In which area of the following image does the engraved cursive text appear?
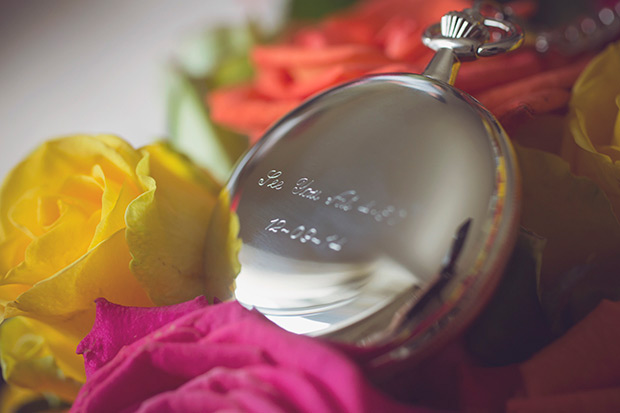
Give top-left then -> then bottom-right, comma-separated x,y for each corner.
258,169 -> 285,190
324,190 -> 359,212
256,167 -> 407,226
292,178 -> 322,201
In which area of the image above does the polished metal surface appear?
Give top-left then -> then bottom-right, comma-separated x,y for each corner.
422,6 -> 523,59
206,5 -> 523,369
421,5 -> 523,84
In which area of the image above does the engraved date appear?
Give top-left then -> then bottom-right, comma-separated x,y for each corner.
265,218 -> 347,251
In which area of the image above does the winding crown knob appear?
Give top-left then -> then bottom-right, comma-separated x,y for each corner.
441,10 -> 489,42
423,6 -> 523,60
421,4 -> 524,83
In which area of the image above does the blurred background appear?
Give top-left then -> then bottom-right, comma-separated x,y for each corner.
0,0 -> 284,180
1,0 -> 602,181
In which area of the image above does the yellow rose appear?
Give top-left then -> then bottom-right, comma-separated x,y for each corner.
562,40 -> 620,218
0,135 -> 227,400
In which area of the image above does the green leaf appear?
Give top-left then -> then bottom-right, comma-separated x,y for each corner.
289,0 -> 359,20
166,69 -> 248,184
166,24 -> 263,183
174,24 -> 259,82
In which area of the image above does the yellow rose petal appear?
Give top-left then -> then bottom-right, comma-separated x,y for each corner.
613,93 -> 620,147
0,384 -> 61,413
3,204 -> 96,287
562,41 -> 620,217
2,135 -> 138,216
89,178 -> 139,249
0,284 -> 29,315
516,144 -> 620,287
0,134 -> 233,400
0,317 -> 82,401
204,188 -> 241,301
126,142 -> 222,305
0,135 -> 140,273
0,230 -> 31,282
4,229 -> 153,339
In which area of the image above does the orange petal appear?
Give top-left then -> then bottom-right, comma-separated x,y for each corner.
519,300 -> 620,397
208,87 -> 299,140
476,56 -> 592,110
492,88 -> 572,134
456,50 -> 544,94
252,44 -> 391,68
507,387 -> 620,413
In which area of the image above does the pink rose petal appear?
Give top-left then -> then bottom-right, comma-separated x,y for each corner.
72,300 -> 427,413
77,296 -> 210,377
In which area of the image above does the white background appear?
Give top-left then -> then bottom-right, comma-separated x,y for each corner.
0,0 -> 283,180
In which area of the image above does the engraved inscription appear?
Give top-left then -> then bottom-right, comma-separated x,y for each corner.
264,217 -> 347,252
292,178 -> 322,201
326,191 -> 407,225
325,190 -> 359,212
258,169 -> 285,190
357,203 -> 408,224
265,218 -> 286,232
257,168 -> 408,226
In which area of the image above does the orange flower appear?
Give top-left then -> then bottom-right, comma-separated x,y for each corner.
208,0 -> 468,141
208,0 -> 590,143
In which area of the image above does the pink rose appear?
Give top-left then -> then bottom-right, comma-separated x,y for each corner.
71,297 -> 425,413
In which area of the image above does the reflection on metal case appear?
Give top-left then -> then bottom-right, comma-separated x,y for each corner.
206,3 -> 524,371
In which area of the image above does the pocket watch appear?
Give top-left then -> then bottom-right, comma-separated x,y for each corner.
207,4 -> 524,370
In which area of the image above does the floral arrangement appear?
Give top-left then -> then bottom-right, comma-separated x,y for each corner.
1,0 -> 620,412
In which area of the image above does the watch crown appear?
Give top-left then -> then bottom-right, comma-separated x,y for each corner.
441,10 -> 489,41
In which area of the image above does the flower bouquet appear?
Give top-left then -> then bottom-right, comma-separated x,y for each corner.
2,0 -> 620,412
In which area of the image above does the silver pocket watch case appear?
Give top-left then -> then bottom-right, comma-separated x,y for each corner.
207,4 -> 524,370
